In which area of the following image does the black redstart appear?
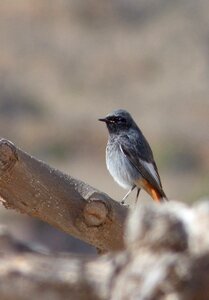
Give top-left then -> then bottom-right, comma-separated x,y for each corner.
99,109 -> 167,204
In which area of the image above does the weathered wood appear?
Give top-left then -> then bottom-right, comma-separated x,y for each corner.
0,201 -> 209,300
0,139 -> 127,252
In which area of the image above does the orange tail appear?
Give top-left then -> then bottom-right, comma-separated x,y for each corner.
148,186 -> 163,202
136,179 -> 167,203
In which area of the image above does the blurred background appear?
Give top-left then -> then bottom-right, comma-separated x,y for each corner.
0,0 -> 208,254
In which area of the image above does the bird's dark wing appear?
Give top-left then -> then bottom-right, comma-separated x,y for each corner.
119,134 -> 165,197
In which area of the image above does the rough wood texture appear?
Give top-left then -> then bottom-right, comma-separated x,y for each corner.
0,200 -> 209,300
0,138 -> 127,252
1,138 -> 209,300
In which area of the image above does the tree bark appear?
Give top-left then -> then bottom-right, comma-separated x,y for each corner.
0,200 -> 209,300
0,252 -> 113,300
1,138 -> 209,300
0,138 -> 127,252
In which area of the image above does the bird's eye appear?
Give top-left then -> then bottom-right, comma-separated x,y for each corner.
117,117 -> 125,123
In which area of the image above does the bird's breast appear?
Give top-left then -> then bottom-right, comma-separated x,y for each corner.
106,140 -> 138,189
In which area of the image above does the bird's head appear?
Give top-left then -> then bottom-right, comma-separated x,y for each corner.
99,109 -> 135,134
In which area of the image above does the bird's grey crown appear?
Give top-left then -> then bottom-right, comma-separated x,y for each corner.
107,109 -> 133,119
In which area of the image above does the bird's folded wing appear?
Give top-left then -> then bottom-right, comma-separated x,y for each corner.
120,143 -> 163,194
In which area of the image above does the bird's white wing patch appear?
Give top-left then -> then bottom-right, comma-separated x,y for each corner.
139,160 -> 161,186
119,143 -> 161,188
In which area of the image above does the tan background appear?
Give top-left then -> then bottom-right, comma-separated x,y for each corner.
0,0 -> 208,253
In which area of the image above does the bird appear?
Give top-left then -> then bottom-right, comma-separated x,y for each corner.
99,109 -> 167,204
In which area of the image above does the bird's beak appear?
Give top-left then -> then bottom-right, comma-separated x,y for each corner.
98,118 -> 107,122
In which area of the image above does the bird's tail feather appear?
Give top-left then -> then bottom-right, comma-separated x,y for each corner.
137,179 -> 168,203
148,186 -> 167,203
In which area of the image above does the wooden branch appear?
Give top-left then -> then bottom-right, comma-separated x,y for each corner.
0,139 -> 127,252
1,200 -> 209,300
0,252 -> 114,300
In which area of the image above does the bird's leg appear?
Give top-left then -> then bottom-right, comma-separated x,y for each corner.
135,188 -> 141,205
121,185 -> 136,205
